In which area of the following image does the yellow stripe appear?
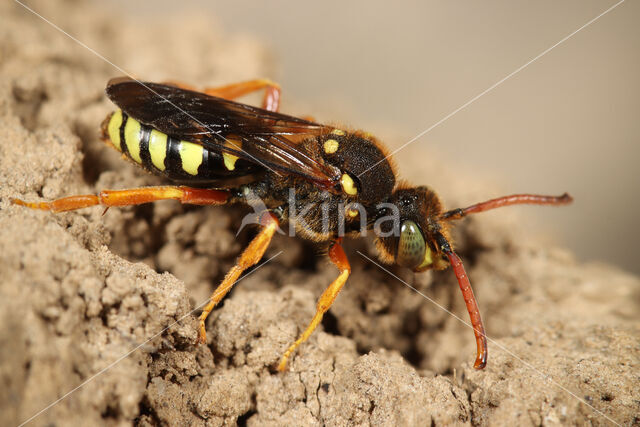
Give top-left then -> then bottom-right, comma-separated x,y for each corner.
418,246 -> 434,270
148,129 -> 167,171
223,152 -> 239,170
124,118 -> 142,163
107,110 -> 123,151
222,137 -> 242,171
179,140 -> 203,175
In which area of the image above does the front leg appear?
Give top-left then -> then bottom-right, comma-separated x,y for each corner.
277,240 -> 351,371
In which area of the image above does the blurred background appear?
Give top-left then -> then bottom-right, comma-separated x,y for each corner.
108,1 -> 639,273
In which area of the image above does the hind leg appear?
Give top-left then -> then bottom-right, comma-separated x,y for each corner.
12,186 -> 229,212
163,79 -> 281,112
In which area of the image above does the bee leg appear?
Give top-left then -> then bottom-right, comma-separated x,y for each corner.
203,79 -> 281,112
277,240 -> 351,371
198,212 -> 279,343
11,186 -> 229,212
163,79 -> 281,112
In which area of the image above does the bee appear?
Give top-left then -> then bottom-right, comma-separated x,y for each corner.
12,77 -> 573,370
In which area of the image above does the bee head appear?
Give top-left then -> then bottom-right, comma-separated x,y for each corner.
374,186 -> 453,272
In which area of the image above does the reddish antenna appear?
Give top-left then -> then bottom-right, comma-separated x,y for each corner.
444,249 -> 487,369
436,192 -> 573,369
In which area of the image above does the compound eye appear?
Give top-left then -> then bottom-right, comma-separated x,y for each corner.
397,220 -> 426,269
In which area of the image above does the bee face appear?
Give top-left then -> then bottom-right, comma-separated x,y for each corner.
375,187 -> 450,271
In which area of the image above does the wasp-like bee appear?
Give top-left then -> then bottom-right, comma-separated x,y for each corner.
13,77 -> 572,370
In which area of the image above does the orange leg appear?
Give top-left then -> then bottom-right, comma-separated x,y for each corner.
164,78 -> 281,112
277,240 -> 351,371
204,79 -> 281,112
197,212 -> 279,343
11,186 -> 229,213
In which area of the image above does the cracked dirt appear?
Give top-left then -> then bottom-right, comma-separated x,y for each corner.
1,2 -> 638,426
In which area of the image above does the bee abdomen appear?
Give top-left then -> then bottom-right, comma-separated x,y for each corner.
102,109 -> 255,182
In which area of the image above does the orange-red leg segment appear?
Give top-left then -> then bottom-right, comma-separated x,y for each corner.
204,79 -> 281,112
164,78 -> 281,112
277,240 -> 351,371
11,186 -> 229,213
197,212 -> 279,344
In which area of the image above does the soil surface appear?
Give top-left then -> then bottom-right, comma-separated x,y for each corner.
1,2 -> 638,426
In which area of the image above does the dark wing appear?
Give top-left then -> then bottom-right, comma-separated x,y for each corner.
105,77 -> 341,187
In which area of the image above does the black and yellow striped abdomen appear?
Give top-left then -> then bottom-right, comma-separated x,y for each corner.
102,110 -> 256,184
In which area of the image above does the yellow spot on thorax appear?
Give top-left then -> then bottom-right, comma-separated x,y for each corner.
107,110 -> 123,151
340,173 -> 358,195
179,140 -> 203,175
346,208 -> 359,218
148,129 -> 167,171
331,129 -> 345,136
124,117 -> 142,163
324,139 -> 339,154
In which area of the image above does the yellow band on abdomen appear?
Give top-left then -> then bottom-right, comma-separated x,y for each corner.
148,129 -> 167,171
223,152 -> 239,170
179,140 -> 203,175
124,117 -> 142,163
107,110 -> 123,151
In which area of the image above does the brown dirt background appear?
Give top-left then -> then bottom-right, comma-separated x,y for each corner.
1,1 -> 638,426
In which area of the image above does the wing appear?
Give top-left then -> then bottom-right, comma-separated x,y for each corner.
105,77 -> 341,187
